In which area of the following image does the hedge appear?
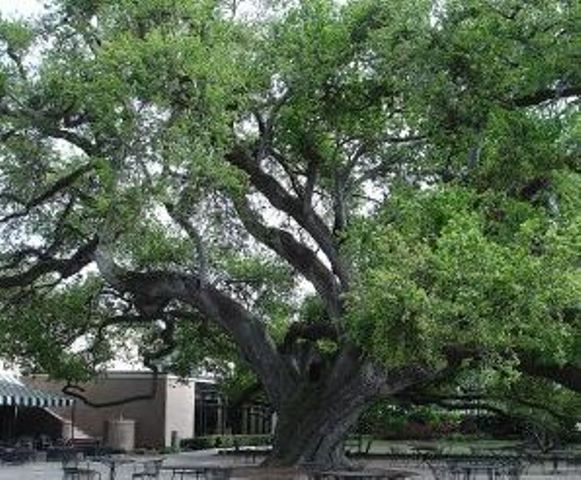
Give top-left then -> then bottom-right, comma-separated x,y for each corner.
181,434 -> 272,451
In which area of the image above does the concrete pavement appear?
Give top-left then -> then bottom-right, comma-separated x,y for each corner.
0,449 -> 578,479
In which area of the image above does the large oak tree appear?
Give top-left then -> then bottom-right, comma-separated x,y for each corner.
0,0 -> 579,467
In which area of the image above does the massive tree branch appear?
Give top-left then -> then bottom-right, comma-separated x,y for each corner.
379,363 -> 445,396
233,196 -> 342,320
280,322 -> 338,354
225,146 -> 349,289
91,252 -> 296,407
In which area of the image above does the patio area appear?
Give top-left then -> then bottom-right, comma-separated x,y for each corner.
0,448 -> 579,479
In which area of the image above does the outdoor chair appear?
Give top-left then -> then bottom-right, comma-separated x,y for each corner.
36,433 -> 53,450
16,436 -> 34,449
132,459 -> 163,479
205,467 -> 232,480
62,455 -> 102,480
2,446 -> 35,464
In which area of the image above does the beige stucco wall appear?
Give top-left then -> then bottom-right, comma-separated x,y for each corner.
164,377 -> 195,446
26,373 -> 169,448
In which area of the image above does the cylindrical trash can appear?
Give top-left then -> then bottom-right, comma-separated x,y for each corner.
171,430 -> 179,449
104,417 -> 135,452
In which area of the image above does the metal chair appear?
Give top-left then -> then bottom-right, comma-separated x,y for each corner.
205,468 -> 232,480
132,459 -> 163,479
3,447 -> 34,465
62,455 -> 102,480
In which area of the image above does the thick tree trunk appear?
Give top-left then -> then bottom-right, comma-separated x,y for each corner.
262,351 -> 439,469
264,378 -> 375,469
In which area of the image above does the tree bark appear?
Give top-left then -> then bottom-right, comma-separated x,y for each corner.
264,356 -> 442,469
265,380 -> 373,469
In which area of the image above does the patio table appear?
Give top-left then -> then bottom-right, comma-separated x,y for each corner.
94,455 -> 134,480
223,445 -> 271,463
162,465 -> 206,479
428,455 -> 523,480
162,464 -> 232,479
308,469 -> 417,480
1,447 -> 35,464
543,449 -> 581,473
62,456 -> 102,480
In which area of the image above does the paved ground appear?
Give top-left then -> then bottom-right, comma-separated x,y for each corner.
0,449 -> 578,479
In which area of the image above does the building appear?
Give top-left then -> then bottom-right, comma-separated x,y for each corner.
194,381 -> 273,438
0,371 -> 75,444
25,371 -> 272,449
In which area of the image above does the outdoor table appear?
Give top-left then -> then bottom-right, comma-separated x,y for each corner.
63,465 -> 103,480
162,464 -> 232,479
544,449 -> 580,473
62,456 -> 102,480
309,469 -> 417,480
162,465 -> 206,479
237,447 -> 260,464
217,445 -> 272,463
1,447 -> 35,464
428,455 -> 523,480
95,455 -> 135,480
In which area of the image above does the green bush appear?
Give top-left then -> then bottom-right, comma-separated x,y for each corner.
357,401 -> 463,440
159,445 -> 181,454
181,434 -> 272,451
180,437 -> 214,450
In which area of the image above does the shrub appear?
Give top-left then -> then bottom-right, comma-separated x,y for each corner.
159,445 -> 181,454
181,434 -> 272,451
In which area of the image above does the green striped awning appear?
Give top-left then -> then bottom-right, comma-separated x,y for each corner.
0,373 -> 74,407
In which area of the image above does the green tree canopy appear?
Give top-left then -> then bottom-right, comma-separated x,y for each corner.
0,0 -> 579,467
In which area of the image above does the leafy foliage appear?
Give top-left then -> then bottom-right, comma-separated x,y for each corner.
0,0 -> 578,443
346,179 -> 580,367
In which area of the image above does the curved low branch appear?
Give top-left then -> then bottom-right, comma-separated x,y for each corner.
63,319 -> 178,408
0,104 -> 97,156
91,250 -> 296,408
0,237 -> 98,288
63,381 -> 159,408
511,85 -> 581,108
444,345 -> 581,393
517,352 -> 581,393
0,163 -> 94,224
395,391 -> 575,424
379,364 -> 444,396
